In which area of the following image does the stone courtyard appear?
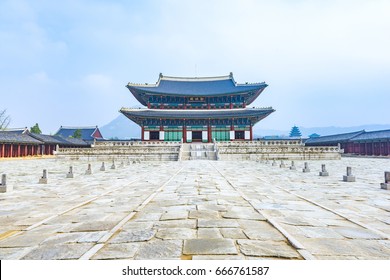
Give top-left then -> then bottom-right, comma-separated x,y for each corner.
0,157 -> 389,260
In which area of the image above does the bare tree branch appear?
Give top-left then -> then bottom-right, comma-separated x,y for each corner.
0,109 -> 11,130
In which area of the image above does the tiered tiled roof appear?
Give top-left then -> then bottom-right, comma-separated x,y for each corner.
127,73 -> 268,106
120,107 -> 275,126
350,129 -> 390,141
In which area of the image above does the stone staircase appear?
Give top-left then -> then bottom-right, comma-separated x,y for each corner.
180,143 -> 218,160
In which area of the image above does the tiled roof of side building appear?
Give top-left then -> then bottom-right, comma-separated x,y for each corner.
52,135 -> 90,146
305,130 -> 365,145
55,126 -> 103,141
28,133 -> 67,145
351,129 -> 390,141
0,131 -> 43,144
127,74 -> 268,106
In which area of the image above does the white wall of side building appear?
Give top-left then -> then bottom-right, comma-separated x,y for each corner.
159,131 -> 164,141
230,131 -> 235,140
245,131 -> 250,140
144,131 -> 150,141
186,131 -> 192,142
202,131 -> 208,142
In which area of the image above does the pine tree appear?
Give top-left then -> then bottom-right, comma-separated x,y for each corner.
289,125 -> 302,137
73,129 -> 82,139
30,123 -> 42,134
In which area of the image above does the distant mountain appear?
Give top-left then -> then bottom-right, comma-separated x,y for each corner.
100,114 -> 140,140
101,115 -> 390,140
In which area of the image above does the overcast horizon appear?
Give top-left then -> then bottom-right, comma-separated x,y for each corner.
1,0 -> 389,134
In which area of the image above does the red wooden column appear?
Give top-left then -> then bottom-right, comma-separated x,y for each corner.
1,143 -> 4,157
141,126 -> 144,141
183,119 -> 186,143
24,145 -> 27,157
230,95 -> 233,109
10,144 -> 13,158
231,118 -> 234,141
17,144 -> 21,157
208,119 -> 212,143
250,125 -> 253,141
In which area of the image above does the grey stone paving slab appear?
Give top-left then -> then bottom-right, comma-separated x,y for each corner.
220,228 -> 247,239
92,243 -> 140,260
133,212 -> 162,221
192,255 -> 245,260
198,219 -> 240,228
238,240 -> 301,259
295,226 -> 345,239
160,211 -> 188,221
189,210 -> 220,219
197,228 -> 222,239
0,247 -> 36,260
21,243 -> 93,260
197,204 -> 227,211
109,229 -> 156,243
155,220 -> 196,229
222,207 -> 266,220
156,228 -> 196,240
70,221 -> 119,232
78,231 -> 107,243
135,240 -> 183,260
332,226 -> 384,239
41,232 -> 88,245
183,239 -> 237,255
0,233 -> 52,248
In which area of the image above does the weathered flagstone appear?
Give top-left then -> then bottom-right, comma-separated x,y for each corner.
332,226 -> 383,239
21,243 -> 93,260
198,219 -> 240,228
188,210 -> 220,219
135,240 -> 183,260
220,228 -> 247,239
92,243 -> 140,260
197,228 -> 222,239
238,240 -> 301,259
156,228 -> 196,240
160,211 -> 188,221
222,207 -> 266,220
108,229 -> 156,243
183,239 -> 237,255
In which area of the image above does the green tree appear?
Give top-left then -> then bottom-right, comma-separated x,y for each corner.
30,123 -> 42,134
0,109 -> 11,130
73,129 -> 82,139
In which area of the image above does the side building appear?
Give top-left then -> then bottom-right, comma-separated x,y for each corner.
121,73 -> 275,143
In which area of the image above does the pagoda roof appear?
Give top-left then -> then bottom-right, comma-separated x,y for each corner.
120,107 -> 275,126
127,73 -> 267,106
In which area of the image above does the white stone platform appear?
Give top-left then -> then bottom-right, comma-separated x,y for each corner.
0,157 -> 389,260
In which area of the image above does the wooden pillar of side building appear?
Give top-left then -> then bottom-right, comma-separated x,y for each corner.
141,126 -> 144,141
10,144 -> 13,158
250,125 -> 253,141
1,144 -> 4,157
17,144 -> 21,157
208,121 -> 212,143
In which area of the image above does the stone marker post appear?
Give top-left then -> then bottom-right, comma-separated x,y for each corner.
319,164 -> 329,176
303,162 -> 310,173
280,160 -> 286,168
272,159 -> 277,166
111,160 -> 116,169
290,161 -> 296,170
380,171 -> 390,190
39,169 -> 48,184
66,166 -> 74,178
343,166 -> 356,182
85,163 -> 92,175
100,162 -> 105,171
0,174 -> 12,193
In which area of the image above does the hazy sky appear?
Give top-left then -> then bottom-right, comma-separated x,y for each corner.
1,0 -> 389,134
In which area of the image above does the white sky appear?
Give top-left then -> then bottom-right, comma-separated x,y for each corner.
1,0 -> 389,134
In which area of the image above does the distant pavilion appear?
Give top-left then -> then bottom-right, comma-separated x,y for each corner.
121,73 -> 275,143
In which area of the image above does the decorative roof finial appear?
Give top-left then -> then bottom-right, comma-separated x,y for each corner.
159,73 -> 163,78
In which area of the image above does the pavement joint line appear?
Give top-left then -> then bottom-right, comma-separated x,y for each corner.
81,167 -> 184,259
79,244 -> 105,260
275,185 -> 390,240
209,162 -> 313,260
